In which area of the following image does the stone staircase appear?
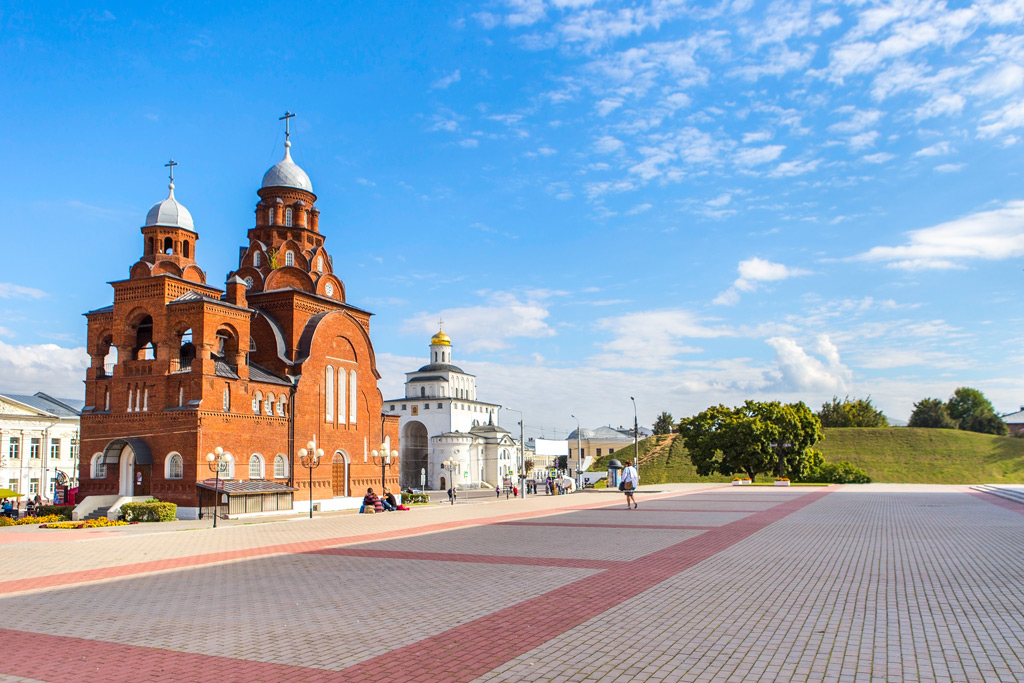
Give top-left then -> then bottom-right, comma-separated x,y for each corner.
971,484 -> 1024,505
82,506 -> 112,521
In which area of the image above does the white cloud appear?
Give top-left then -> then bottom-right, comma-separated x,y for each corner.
626,202 -> 653,215
0,341 -> 89,397
403,291 -> 558,352
828,107 -> 884,134
431,70 -> 462,89
914,141 -> 953,156
734,145 -> 785,166
0,283 -> 46,299
862,152 -> 894,163
769,158 -> 821,177
742,131 -> 774,144
934,162 -> 963,172
590,309 -> 733,370
460,138 -> 480,148
978,98 -> 1024,138
765,334 -> 850,393
595,98 -> 623,116
853,200 -> 1024,270
594,135 -> 624,153
715,257 -> 810,305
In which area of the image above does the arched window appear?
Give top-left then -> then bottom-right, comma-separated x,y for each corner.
148,237 -> 155,254
183,240 -> 190,258
249,454 -> 265,479
317,256 -> 323,272
338,368 -> 347,424
142,387 -> 149,411
127,386 -> 133,412
222,386 -> 230,412
276,395 -> 285,416
274,454 -> 287,478
285,251 -> 295,267
421,386 -> 425,397
268,208 -> 274,225
91,453 -> 107,479
253,391 -> 262,414
178,386 -> 183,407
285,208 -> 293,226
166,453 -> 183,479
104,388 -> 110,411
325,366 -> 335,421
163,237 -> 174,254
349,369 -> 358,423
253,251 -> 261,268
265,392 -> 274,415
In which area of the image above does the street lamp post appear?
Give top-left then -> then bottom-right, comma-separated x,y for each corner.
371,444 -> 398,492
298,438 -> 324,519
504,408 -> 525,497
630,397 -> 639,469
204,447 -> 233,528
442,457 -> 458,504
571,414 -> 582,492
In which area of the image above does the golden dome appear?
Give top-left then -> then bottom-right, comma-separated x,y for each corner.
430,329 -> 451,346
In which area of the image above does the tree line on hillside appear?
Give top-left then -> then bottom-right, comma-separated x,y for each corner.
907,387 -> 1007,435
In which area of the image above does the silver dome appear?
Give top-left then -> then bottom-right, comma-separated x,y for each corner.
261,141 -> 312,192
145,183 -> 195,231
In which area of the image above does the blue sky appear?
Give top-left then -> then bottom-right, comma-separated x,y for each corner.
2,0 -> 1024,438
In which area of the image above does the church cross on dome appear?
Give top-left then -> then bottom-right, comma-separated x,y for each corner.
279,111 -> 295,141
164,159 -> 177,183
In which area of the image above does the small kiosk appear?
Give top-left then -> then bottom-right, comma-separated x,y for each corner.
607,459 -> 624,489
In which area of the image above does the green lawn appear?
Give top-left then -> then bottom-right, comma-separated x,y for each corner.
587,428 -> 1024,485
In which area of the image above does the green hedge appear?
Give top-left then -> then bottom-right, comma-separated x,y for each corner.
119,501 -> 177,522
35,505 -> 73,520
401,493 -> 430,505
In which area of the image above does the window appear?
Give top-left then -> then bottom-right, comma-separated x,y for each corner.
338,367 -> 347,424
597,448 -> 602,457
254,251 -> 261,268
421,387 -> 425,397
390,405 -> 395,411
29,479 -> 39,494
425,403 -> 430,409
166,453 -> 183,479
143,387 -> 149,412
163,236 -> 174,254
265,392 -> 274,415
105,389 -> 110,411
127,386 -> 133,412
244,276 -> 254,289
222,386 -> 230,412
285,251 -> 294,267
92,454 -> 107,479
8,437 -> 19,459
317,256 -> 323,272
325,366 -> 335,421
268,208 -> 274,225
30,438 -> 40,459
349,370 -> 358,422
70,439 -> 78,461
178,386 -> 184,407
253,391 -> 262,414
276,395 -> 285,416
249,454 -> 264,479
274,454 -> 287,478
438,403 -> 443,409
183,240 -> 190,258
401,404 -> 407,411
285,208 -> 293,226
50,439 -> 60,459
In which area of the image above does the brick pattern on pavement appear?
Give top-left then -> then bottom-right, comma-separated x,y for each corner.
0,484 -> 1022,683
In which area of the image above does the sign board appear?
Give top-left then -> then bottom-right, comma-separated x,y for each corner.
535,439 -> 569,456
548,469 -> 558,478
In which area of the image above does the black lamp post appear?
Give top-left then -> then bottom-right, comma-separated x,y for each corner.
204,447 -> 233,528
299,438 -> 324,519
630,396 -> 639,468
371,444 -> 397,492
443,458 -> 458,505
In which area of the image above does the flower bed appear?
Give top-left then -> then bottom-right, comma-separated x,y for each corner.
40,518 -> 131,529
0,514 -> 65,527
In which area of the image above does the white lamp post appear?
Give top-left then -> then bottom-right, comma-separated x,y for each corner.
204,447 -> 233,528
371,445 -> 398,492
298,438 -> 324,519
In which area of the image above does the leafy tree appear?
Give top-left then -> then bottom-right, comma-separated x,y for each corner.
908,398 -> 957,429
678,400 -> 823,482
946,387 -> 1007,435
653,411 -> 675,435
524,458 -> 535,474
818,396 -> 888,428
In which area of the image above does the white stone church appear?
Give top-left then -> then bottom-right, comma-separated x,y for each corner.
385,328 -> 519,490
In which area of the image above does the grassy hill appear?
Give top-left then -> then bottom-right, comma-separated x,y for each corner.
588,428 -> 1024,485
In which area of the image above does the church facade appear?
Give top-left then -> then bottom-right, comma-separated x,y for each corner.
76,128 -> 399,520
385,330 -> 518,490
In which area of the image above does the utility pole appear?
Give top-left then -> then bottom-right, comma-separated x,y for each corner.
631,397 -> 639,469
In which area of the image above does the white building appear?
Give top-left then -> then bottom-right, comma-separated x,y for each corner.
0,392 -> 83,502
386,329 -> 519,490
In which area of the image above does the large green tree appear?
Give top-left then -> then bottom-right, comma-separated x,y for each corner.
908,398 -> 957,429
653,411 -> 675,435
818,396 -> 889,428
678,400 -> 823,482
946,387 -> 1008,435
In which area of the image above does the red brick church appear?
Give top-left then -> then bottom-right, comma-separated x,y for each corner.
75,122 -> 399,520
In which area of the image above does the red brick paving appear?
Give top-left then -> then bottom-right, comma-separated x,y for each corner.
501,521 -> 716,530
968,489 -> 1024,515
309,547 -> 623,569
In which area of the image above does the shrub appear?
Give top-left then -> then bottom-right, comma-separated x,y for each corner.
400,493 -> 430,505
817,460 -> 871,484
119,501 -> 177,522
35,505 -> 73,520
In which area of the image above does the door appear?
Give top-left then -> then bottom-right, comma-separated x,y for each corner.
332,452 -> 349,496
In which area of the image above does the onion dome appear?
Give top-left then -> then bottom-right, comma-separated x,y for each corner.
262,141 -> 312,192
145,182 -> 195,232
431,329 -> 451,346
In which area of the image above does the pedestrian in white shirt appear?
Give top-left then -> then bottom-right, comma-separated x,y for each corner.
621,462 -> 639,509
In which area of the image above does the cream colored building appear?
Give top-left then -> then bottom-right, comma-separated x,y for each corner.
0,392 -> 83,502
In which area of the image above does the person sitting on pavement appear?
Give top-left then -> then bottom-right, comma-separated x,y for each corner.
380,486 -> 397,512
362,488 -> 384,514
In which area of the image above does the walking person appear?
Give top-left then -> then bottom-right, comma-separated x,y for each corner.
622,460 -> 639,509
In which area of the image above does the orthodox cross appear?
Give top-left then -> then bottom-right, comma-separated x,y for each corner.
280,111 -> 295,141
164,159 -> 177,183
438,317 -> 445,330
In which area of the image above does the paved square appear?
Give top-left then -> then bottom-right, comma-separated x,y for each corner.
1,484 -> 1022,682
